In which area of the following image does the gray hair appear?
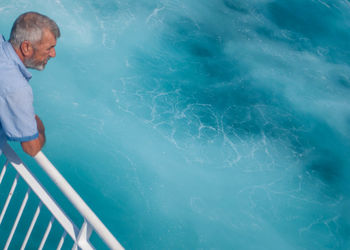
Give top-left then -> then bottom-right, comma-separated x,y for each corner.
9,12 -> 60,48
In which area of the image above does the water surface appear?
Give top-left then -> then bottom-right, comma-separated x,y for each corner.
1,0 -> 350,249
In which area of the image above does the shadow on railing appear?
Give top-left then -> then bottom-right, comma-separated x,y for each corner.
0,142 -> 124,250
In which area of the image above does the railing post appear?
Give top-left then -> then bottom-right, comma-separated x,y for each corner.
73,220 -> 94,250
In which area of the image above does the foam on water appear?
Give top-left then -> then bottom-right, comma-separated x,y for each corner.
1,0 -> 350,249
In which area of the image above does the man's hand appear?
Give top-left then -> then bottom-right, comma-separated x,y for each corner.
21,115 -> 46,157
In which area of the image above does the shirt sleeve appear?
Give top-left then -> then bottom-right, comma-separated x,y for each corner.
0,85 -> 38,142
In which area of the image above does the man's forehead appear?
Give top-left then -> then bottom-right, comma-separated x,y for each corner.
39,29 -> 56,45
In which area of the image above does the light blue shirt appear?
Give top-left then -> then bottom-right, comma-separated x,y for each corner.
0,35 -> 38,155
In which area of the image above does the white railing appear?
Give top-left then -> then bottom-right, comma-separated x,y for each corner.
0,142 -> 124,250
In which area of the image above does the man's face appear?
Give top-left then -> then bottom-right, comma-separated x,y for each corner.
24,29 -> 57,71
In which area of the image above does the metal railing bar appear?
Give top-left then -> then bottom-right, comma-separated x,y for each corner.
73,220 -> 94,250
4,188 -> 31,250
2,143 -> 79,241
21,202 -> 42,250
34,151 -> 124,250
0,174 -> 19,224
0,160 -> 8,184
56,231 -> 66,250
38,216 -> 54,250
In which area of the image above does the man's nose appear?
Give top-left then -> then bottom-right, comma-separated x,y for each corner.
49,47 -> 56,58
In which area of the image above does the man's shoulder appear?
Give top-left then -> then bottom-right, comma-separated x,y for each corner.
0,57 -> 17,74
0,61 -> 31,97
0,39 -> 32,96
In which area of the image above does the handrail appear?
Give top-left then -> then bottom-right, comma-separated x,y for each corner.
1,143 -> 79,241
1,142 -> 124,249
34,151 -> 124,250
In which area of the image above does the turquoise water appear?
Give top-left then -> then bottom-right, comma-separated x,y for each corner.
1,0 -> 350,249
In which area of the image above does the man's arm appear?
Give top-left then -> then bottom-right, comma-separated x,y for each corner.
21,115 -> 46,156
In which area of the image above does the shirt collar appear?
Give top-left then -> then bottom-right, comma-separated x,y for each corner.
1,35 -> 32,81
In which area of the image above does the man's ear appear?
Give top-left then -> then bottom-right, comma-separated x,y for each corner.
20,41 -> 34,57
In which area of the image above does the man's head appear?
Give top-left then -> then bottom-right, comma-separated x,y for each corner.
9,12 -> 60,70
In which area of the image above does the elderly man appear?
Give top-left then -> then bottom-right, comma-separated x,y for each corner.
0,12 -> 60,156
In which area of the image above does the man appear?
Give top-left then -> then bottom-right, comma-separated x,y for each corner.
0,12 -> 60,156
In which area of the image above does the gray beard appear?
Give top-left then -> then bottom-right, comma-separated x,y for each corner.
23,57 -> 45,71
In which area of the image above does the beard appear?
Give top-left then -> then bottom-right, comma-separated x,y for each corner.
23,55 -> 47,71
